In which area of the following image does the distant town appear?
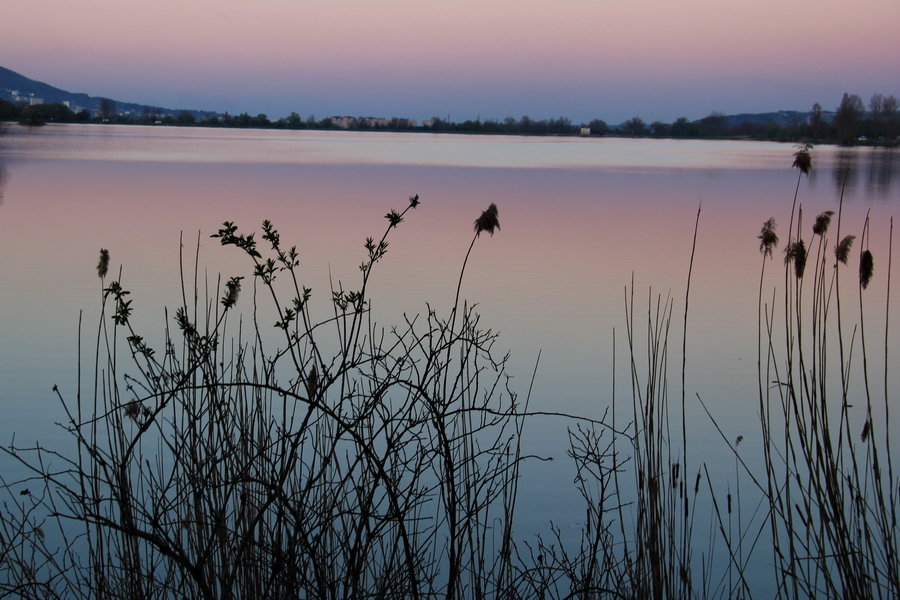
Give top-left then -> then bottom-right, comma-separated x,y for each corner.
1,65 -> 897,146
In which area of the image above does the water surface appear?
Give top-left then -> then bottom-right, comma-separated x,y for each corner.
0,124 -> 897,593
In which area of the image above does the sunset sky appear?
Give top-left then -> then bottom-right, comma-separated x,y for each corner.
2,0 -> 897,124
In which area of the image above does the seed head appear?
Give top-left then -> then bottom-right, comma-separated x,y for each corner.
860,250 -> 874,289
835,235 -> 855,265
785,240 -> 807,279
97,249 -> 110,279
758,218 -> 778,258
792,143 -> 813,175
812,211 -> 834,236
474,203 -> 500,237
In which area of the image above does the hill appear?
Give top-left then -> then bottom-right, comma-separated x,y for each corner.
3,64 -> 839,134
0,65 -> 218,120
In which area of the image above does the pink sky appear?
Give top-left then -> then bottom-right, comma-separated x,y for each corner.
2,0 -> 898,123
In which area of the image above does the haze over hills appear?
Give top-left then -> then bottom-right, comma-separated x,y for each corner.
0,65 -> 219,120
1,64 -> 825,128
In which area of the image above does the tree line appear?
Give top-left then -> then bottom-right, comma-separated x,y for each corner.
596,92 -> 897,144
2,91 -> 897,145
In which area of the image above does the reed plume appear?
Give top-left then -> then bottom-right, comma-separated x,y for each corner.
860,249 -> 874,288
813,210 -> 834,236
785,239 -> 807,279
474,203 -> 500,237
97,248 -> 110,279
792,142 -> 812,175
836,235 -> 856,264
758,218 -> 778,257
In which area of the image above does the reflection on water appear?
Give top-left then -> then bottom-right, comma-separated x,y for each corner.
832,149 -> 860,192
866,148 -> 897,197
1,124 -> 897,200
829,147 -> 898,200
0,123 -> 898,185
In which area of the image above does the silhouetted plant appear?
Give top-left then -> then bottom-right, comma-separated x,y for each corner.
785,239 -> 807,279
742,145 -> 899,599
758,217 -> 779,257
792,142 -> 812,175
812,210 -> 834,236
474,202 -> 500,237
836,235 -> 856,264
860,249 -> 874,288
96,248 -> 110,279
1,196 -> 592,600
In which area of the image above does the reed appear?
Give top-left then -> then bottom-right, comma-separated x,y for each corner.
749,148 -> 898,599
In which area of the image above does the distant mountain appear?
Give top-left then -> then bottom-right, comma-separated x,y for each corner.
2,64 -> 827,129
0,65 -> 219,119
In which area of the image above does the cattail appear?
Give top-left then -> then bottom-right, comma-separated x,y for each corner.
474,203 -> 500,237
758,218 -> 779,258
860,250 -> 874,289
792,143 -> 813,175
861,420 -> 871,443
97,248 -> 110,279
812,211 -> 834,236
786,240 -> 807,279
835,235 -> 856,265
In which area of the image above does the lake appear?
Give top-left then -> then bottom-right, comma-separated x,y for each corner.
1,124 -> 897,595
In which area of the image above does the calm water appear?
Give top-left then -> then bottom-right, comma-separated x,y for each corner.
1,124 -> 898,592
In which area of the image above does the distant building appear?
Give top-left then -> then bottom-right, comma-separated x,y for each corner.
63,100 -> 85,113
361,117 -> 389,128
330,116 -> 417,129
7,90 -> 43,105
330,116 -> 356,129
390,118 -> 417,128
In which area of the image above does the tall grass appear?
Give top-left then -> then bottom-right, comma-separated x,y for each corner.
749,145 -> 898,598
1,197 -> 550,599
